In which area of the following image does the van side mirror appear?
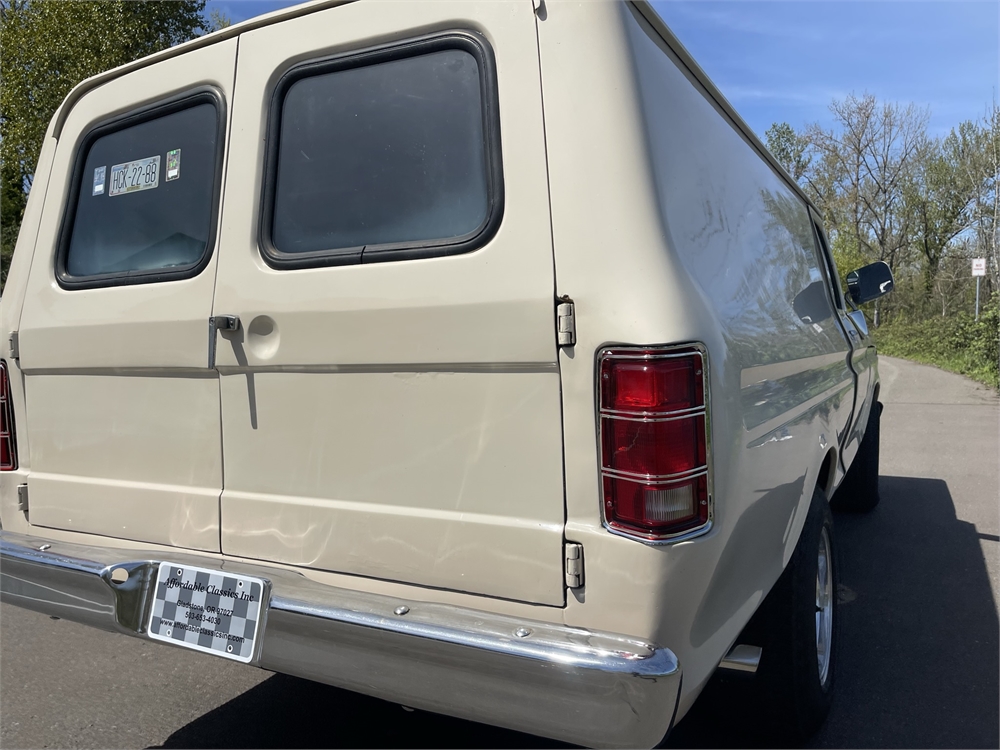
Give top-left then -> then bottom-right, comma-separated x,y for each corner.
846,261 -> 894,305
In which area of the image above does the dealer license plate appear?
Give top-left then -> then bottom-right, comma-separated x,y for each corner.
147,562 -> 266,663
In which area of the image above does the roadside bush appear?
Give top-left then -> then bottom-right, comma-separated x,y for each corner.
872,298 -> 1000,389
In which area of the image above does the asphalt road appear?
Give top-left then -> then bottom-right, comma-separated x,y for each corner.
1,356 -> 997,749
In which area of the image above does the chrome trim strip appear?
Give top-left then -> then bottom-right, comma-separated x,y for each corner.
600,410 -> 705,424
596,342 -> 715,546
603,518 -> 714,546
601,466 -> 708,483
0,532 -> 682,748
600,349 -> 706,361
601,404 -> 705,419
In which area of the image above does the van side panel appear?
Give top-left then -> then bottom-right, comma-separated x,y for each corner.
537,1 -> 852,719
623,9 -> 854,533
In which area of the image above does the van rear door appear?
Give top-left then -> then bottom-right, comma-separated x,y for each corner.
14,41 -> 237,551
212,2 -> 566,605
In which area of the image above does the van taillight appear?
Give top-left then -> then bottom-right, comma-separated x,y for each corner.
0,360 -> 16,471
598,346 -> 710,541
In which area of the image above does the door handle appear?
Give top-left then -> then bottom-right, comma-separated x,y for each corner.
208,315 -> 240,369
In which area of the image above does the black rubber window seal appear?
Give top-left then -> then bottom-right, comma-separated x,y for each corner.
259,30 -> 505,271
55,86 -> 227,291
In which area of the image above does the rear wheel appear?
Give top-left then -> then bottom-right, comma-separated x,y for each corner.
831,400 -> 882,512
754,488 -> 837,743
707,488 -> 838,745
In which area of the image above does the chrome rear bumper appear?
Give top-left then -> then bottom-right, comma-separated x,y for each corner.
0,531 -> 681,748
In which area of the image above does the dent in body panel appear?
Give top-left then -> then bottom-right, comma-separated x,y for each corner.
21,374 -> 223,551
26,473 -> 220,552
221,491 -> 563,604
219,370 -> 566,605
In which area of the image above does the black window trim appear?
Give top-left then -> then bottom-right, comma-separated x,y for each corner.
808,211 -> 847,313
259,30 -> 504,270
56,87 -> 227,290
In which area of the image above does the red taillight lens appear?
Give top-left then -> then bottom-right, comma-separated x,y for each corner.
598,347 -> 709,540
0,360 -> 17,471
600,357 -> 703,413
601,415 -> 706,477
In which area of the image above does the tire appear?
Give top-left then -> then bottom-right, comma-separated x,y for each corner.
831,400 -> 882,512
711,488 -> 838,746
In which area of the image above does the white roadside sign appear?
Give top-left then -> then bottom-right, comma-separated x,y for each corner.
972,258 -> 986,276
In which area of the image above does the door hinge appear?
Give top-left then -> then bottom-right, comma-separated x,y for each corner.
556,297 -> 576,347
208,315 -> 240,369
17,484 -> 28,512
8,331 -> 19,360
565,542 -> 584,588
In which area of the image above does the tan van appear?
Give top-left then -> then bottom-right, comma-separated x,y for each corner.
0,1 -> 894,746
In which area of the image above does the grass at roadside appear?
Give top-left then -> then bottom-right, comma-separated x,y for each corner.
872,300 -> 1000,390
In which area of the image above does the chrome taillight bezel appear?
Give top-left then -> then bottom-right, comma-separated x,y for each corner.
596,343 -> 714,544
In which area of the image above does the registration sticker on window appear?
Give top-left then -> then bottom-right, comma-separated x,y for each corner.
147,562 -> 266,663
109,155 -> 160,197
93,166 -> 106,196
166,149 -> 181,181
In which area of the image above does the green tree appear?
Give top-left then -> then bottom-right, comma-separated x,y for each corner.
206,8 -> 232,32
908,125 -> 980,296
964,101 -> 1000,295
766,96 -> 998,386
765,122 -> 812,183
810,95 -> 928,277
0,0 -> 208,289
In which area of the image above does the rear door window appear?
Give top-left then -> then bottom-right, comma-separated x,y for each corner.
262,34 -> 503,268
58,91 -> 223,288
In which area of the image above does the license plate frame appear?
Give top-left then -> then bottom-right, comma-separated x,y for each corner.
147,562 -> 266,663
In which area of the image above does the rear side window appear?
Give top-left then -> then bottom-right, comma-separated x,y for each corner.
58,90 -> 224,288
261,32 -> 503,269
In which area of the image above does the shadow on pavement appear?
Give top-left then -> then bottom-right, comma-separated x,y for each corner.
155,475 -> 997,749
152,671 -> 569,749
667,475 -> 999,749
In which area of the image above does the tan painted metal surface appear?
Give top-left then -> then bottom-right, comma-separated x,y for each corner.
0,0 -> 880,742
13,39 -> 238,551
211,1 -> 565,605
536,0 -> 860,718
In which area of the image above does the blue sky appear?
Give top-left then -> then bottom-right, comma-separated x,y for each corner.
208,0 -> 998,138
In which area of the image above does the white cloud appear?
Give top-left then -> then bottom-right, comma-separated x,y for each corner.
657,1 -> 830,43
717,84 -> 845,106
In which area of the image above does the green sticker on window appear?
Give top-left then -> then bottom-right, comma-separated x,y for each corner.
166,149 -> 181,181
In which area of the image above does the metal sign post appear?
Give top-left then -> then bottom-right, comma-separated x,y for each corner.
972,258 -> 986,320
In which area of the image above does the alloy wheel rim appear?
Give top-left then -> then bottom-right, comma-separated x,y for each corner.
815,526 -> 833,685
